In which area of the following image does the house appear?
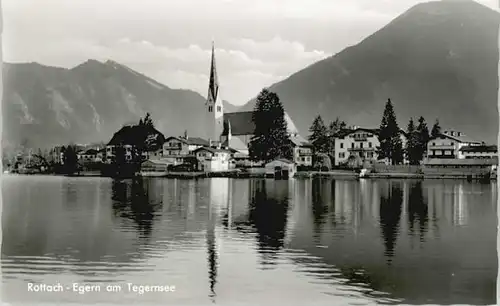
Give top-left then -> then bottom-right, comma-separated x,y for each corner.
427,130 -> 482,159
106,124 -> 166,163
290,134 -> 313,167
193,146 -> 231,172
141,159 -> 170,173
162,136 -> 209,156
334,128 -> 379,166
77,149 -> 101,164
333,127 -> 407,166
458,144 -> 497,159
265,158 -> 296,178
423,158 -> 498,177
144,147 -> 163,160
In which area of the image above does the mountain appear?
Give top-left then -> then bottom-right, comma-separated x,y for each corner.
239,0 -> 500,144
2,60 -> 219,149
223,100 -> 239,113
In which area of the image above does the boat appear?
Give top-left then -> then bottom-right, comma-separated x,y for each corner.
359,168 -> 369,179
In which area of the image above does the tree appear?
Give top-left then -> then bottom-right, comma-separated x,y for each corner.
134,112 -> 156,164
141,113 -> 154,127
249,89 -> 292,162
431,119 -> 441,138
308,115 -> 328,153
416,116 -> 430,161
405,118 -> 420,165
377,99 -> 403,165
326,118 -> 347,153
62,145 -> 78,175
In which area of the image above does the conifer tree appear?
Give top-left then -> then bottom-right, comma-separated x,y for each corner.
308,115 -> 328,153
62,145 -> 78,174
405,118 -> 420,165
326,118 -> 347,154
431,119 -> 441,138
377,99 -> 403,165
416,116 -> 430,161
249,89 -> 292,162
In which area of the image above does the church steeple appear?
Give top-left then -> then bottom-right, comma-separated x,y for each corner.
207,41 -> 219,106
205,41 -> 224,142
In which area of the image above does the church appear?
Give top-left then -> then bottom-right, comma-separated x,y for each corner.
204,42 -> 308,156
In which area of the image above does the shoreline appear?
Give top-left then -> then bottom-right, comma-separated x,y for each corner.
5,170 -> 495,181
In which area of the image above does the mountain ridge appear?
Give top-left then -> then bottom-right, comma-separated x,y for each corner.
2,59 -> 241,150
239,0 -> 499,144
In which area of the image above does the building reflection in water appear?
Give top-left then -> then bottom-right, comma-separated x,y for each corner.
111,178 -> 163,241
205,178 -> 230,300
311,178 -> 329,243
248,179 -> 290,269
378,180 -> 403,263
407,181 -> 429,242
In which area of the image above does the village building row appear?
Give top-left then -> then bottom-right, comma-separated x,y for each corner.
42,42 -> 497,173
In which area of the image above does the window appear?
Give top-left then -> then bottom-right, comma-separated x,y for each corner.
208,106 -> 213,112
217,106 -> 221,112
339,152 -> 345,158
360,143 -> 364,148
369,142 -> 372,148
432,142 -> 436,146
340,143 -> 344,149
351,143 -> 354,148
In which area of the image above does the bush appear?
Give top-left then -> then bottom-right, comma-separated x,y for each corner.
297,165 -> 313,171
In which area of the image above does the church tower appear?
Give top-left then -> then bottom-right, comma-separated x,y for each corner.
206,41 -> 224,144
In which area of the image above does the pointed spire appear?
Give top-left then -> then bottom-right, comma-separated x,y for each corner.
206,41 -> 219,105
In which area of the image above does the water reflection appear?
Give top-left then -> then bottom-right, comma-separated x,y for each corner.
311,178 -> 329,243
248,179 -> 290,268
407,181 -> 429,242
1,176 -> 496,305
379,181 -> 403,262
111,178 -> 162,240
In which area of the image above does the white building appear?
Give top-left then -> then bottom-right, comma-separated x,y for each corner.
458,144 -> 497,159
334,127 -> 407,166
427,129 -> 481,159
265,159 -> 296,178
194,147 -> 231,172
290,134 -> 313,167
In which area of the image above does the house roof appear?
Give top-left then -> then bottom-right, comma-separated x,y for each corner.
335,127 -> 408,138
431,132 -> 480,144
142,159 -> 172,166
221,136 -> 249,152
290,134 -> 312,147
165,136 -> 209,146
267,158 -> 294,165
221,111 -> 299,136
193,146 -> 230,154
424,157 -> 498,166
459,145 -> 497,153
84,149 -> 98,155
185,137 -> 210,146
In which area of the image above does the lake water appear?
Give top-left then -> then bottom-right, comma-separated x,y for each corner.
1,175 -> 497,305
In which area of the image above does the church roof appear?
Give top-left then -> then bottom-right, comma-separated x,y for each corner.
222,111 -> 299,136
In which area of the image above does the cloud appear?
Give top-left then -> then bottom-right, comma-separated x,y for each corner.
3,0 -> 497,104
4,33 -> 330,104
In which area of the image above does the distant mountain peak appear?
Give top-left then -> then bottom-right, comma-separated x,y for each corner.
3,59 -> 212,148
239,0 -> 499,144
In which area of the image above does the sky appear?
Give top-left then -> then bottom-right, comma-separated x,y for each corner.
2,0 -> 498,105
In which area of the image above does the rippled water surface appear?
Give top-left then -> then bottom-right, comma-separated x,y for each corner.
1,175 -> 497,305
